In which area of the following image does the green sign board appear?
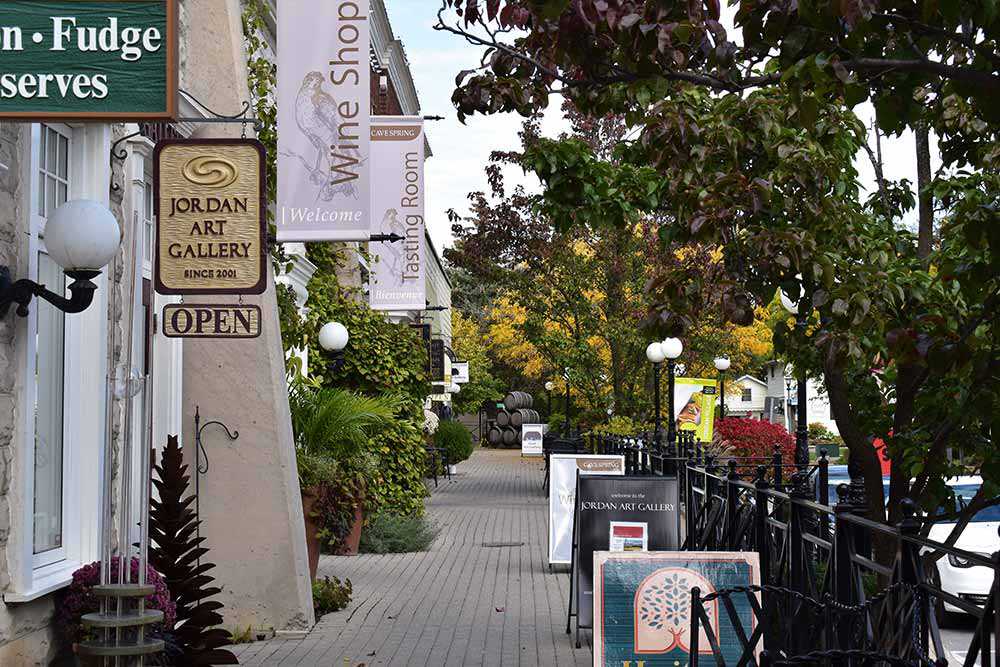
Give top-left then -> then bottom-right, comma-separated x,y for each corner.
0,1 -> 176,119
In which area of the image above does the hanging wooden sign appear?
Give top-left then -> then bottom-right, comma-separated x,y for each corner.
0,0 -> 177,120
161,303 -> 261,339
154,139 -> 267,295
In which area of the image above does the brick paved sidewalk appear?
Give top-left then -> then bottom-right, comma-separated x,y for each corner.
234,448 -> 593,666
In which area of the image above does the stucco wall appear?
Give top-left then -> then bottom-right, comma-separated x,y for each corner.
178,0 -> 314,634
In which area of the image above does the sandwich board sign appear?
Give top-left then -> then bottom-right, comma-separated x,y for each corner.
571,475 -> 680,634
548,455 -> 625,566
593,551 -> 761,666
521,423 -> 546,456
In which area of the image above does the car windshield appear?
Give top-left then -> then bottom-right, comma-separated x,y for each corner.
947,484 -> 1000,523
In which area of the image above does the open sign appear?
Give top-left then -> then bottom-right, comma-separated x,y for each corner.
162,304 -> 261,339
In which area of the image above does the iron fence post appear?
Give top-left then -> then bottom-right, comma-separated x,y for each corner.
772,444 -> 782,489
691,587 -> 702,665
818,450 -> 830,544
832,483 -> 862,655
726,459 -> 739,550
754,468 -> 772,582
754,467 -> 773,652
789,473 -> 810,597
686,460 -> 697,548
897,498 -> 927,658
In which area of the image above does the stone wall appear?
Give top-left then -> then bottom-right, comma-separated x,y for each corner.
0,122 -> 63,667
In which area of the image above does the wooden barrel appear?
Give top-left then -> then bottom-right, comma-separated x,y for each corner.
501,426 -> 519,447
496,410 -> 511,427
510,408 -> 540,428
503,391 -> 534,411
486,426 -> 502,446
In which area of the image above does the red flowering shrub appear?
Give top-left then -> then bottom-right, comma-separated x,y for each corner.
56,557 -> 176,644
713,418 -> 795,464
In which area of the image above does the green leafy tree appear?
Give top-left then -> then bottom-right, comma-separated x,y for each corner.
450,310 -> 504,414
432,2 -> 1000,538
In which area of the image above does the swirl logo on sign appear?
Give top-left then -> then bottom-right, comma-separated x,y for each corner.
182,156 -> 239,188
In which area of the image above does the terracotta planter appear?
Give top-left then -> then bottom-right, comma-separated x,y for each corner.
341,502 -> 364,555
300,487 -> 321,581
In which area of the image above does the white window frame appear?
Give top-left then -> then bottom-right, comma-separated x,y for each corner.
6,123 -> 110,602
31,123 -> 74,573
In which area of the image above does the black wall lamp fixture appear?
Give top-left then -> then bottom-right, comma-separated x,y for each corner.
0,200 -> 121,318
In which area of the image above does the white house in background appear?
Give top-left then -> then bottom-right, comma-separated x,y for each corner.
723,375 -> 768,418
790,377 -> 840,437
724,363 -> 841,438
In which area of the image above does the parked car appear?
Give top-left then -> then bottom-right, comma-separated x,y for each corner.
819,467 -> 998,620
928,477 -> 999,620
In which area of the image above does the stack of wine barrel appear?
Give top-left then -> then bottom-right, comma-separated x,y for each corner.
485,391 -> 541,448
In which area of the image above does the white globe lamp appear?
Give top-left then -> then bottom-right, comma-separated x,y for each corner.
661,337 -> 683,360
645,342 -> 666,364
319,321 -> 349,352
45,199 -> 122,271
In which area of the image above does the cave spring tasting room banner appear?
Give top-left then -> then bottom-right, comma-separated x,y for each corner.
370,117 -> 425,311
277,0 -> 370,241
0,1 -> 176,119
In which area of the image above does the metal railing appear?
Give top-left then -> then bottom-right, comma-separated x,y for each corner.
577,432 -> 998,666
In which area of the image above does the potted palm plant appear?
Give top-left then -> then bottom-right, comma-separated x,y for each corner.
289,384 -> 400,577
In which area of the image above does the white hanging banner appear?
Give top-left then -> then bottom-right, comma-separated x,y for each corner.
369,117 -> 425,311
277,0 -> 370,241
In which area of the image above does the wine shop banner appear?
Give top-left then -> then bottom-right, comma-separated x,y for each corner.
593,551 -> 761,667
673,378 -> 719,443
370,117 -> 425,311
277,0 -> 370,241
0,1 -> 176,119
548,455 -> 625,566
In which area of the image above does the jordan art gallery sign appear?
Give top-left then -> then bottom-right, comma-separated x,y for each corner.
154,139 -> 267,296
0,0 -> 177,119
277,0 -> 371,241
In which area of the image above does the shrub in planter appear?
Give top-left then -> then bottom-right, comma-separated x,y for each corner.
434,420 -> 474,464
713,417 -> 795,464
360,512 -> 438,554
57,557 -> 176,647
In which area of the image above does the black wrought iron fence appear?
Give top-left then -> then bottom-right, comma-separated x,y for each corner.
577,432 -> 998,666
685,458 -> 999,667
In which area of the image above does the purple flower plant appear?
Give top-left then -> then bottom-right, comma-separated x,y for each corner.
57,557 -> 176,643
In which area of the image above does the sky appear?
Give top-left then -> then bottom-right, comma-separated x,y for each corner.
383,2 -> 933,254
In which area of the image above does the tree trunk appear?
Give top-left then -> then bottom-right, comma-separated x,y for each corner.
915,123 -> 934,264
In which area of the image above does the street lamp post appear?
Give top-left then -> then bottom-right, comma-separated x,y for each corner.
714,357 -> 730,420
780,291 -> 810,469
646,342 -> 666,440
545,381 -> 554,420
661,338 -> 683,450
562,370 -> 571,437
